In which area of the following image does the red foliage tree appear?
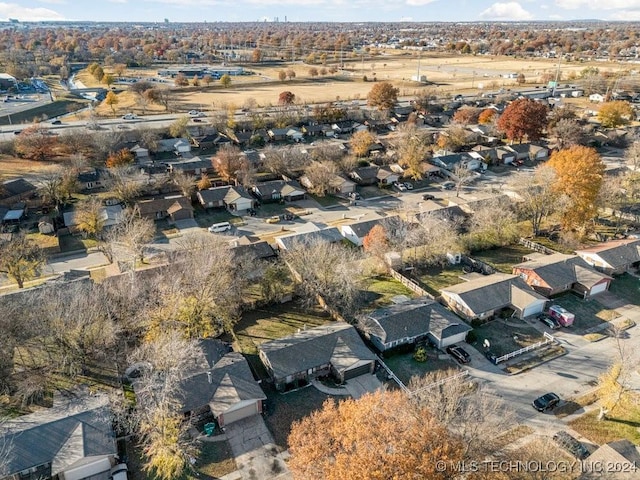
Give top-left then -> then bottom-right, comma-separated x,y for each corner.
106,148 -> 135,168
278,91 -> 296,105
497,98 -> 548,142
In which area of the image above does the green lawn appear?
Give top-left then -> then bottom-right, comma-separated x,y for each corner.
569,393 -> 640,445
470,244 -> 535,273
308,193 -> 341,207
263,384 -> 333,450
550,294 -> 618,333
193,205 -> 235,228
234,303 -> 332,380
359,275 -> 415,310
474,320 -> 546,357
383,347 -> 459,385
416,265 -> 466,296
609,274 -> 640,305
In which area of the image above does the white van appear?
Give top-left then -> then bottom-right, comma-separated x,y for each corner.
208,222 -> 231,233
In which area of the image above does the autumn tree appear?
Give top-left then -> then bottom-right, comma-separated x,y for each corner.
38,165 -> 78,210
75,197 -> 106,239
286,69 -> 296,80
169,116 -> 190,138
213,144 -> 244,184
367,81 -> 399,110
278,90 -> 295,105
14,124 -> 58,161
251,48 -> 262,63
174,73 -> 189,87
104,90 -> 119,114
452,106 -> 482,125
106,148 -> 135,168
196,174 -> 211,191
436,124 -> 473,152
302,161 -> 338,196
283,237 -> 362,315
278,70 -> 287,82
308,67 -> 319,77
548,146 -> 605,232
362,224 -> 389,270
0,232 -> 44,289
397,123 -> 430,180
220,73 -> 232,88
598,100 -> 634,128
288,390 -> 463,480
107,165 -> 145,206
478,108 -> 496,125
497,98 -> 548,143
350,129 -> 376,157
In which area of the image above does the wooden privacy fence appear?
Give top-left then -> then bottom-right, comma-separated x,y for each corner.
389,268 -> 433,298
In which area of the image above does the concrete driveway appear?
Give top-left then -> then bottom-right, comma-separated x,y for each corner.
344,373 -> 382,399
224,415 -> 291,480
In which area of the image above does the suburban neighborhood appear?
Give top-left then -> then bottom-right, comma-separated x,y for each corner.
1,12 -> 640,480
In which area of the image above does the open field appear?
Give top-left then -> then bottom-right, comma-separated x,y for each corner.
80,52 -> 631,115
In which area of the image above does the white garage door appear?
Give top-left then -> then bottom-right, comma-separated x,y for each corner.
220,402 -> 258,427
590,282 -> 608,296
522,301 -> 545,318
440,332 -> 468,349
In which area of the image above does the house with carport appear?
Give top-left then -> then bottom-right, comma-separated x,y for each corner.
513,253 -> 612,298
440,273 -> 548,322
359,297 -> 472,352
259,323 -> 376,391
575,239 -> 640,275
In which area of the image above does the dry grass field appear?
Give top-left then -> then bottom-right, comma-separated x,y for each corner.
79,52 -> 631,115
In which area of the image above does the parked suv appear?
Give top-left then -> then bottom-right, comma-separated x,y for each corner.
552,431 -> 589,459
532,392 -> 560,412
537,313 -> 561,330
446,345 -> 470,364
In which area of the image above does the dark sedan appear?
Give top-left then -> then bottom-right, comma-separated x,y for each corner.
538,313 -> 561,330
446,345 -> 471,364
533,392 -> 560,412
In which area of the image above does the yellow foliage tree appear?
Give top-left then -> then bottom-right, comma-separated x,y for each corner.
547,145 -> 605,232
288,390 -> 463,480
350,130 -> 375,157
596,363 -> 625,421
598,100 -> 634,128
105,90 -> 119,114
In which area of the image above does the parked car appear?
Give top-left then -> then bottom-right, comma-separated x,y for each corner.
422,193 -> 435,201
122,113 -> 137,120
537,313 -> 561,330
266,215 -> 280,224
440,181 -> 455,190
552,431 -> 589,459
349,192 -> 361,200
393,182 -> 407,192
404,182 -> 414,190
188,110 -> 205,117
446,345 -> 471,364
532,392 -> 560,412
51,119 -> 62,125
193,118 -> 202,122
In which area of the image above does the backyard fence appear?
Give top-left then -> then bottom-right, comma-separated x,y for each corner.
494,332 -> 556,364
518,237 -> 558,255
409,370 -> 470,397
376,355 -> 410,394
389,268 -> 433,298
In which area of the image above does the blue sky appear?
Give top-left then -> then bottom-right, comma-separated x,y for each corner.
4,1 -> 640,23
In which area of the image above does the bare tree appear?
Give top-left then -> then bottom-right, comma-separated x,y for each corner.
303,161 -> 338,196
0,232 -> 44,289
396,123 -> 431,180
106,207 -> 155,268
283,237 -> 363,315
452,164 -> 474,197
75,197 -> 106,239
262,145 -> 309,177
510,166 -> 563,236
171,171 -> 195,197
465,198 -> 520,250
411,211 -> 464,265
107,166 -> 145,206
625,140 -> 640,171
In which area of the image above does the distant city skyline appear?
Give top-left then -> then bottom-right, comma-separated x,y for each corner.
4,1 -> 640,23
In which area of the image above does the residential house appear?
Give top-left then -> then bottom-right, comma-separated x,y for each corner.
275,224 -> 343,251
63,204 -> 125,230
302,123 -> 334,138
340,216 -> 391,247
349,166 -> 379,185
529,144 -> 549,160
0,178 -> 37,207
365,119 -> 392,134
360,297 -> 472,352
0,394 -> 117,480
166,156 -> 213,176
177,340 -> 266,428
130,144 -> 149,161
135,195 -> 194,222
506,143 -> 532,161
196,186 -> 254,212
77,169 -> 104,191
300,173 -> 356,196
286,128 -> 304,143
241,150 -> 266,169
376,167 -> 399,185
440,273 -> 548,321
589,93 -> 606,103
576,238 -> 640,275
191,133 -> 231,150
430,152 -> 477,171
230,236 -> 276,260
156,137 -> 191,154
174,139 -> 192,155
578,440 -> 640,480
495,147 -> 516,165
513,253 -> 612,298
259,322 -> 376,391
251,180 -> 306,203
267,128 -> 289,142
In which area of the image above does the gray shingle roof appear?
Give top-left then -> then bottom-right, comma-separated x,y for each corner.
1,178 -> 37,199
178,352 -> 265,416
276,227 -> 343,250
577,239 -> 640,270
344,217 -> 389,238
442,273 -> 547,315
259,323 -> 375,381
364,297 -> 471,345
198,186 -> 232,204
0,395 -> 115,476
514,253 -> 611,290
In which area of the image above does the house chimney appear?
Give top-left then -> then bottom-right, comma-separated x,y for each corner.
207,371 -> 212,384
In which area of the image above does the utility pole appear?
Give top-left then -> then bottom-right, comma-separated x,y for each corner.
552,55 -> 562,97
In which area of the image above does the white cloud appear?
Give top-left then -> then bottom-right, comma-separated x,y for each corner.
400,16 -> 414,21
108,0 -> 127,3
609,9 -> 640,20
554,0 -> 640,9
480,2 -> 533,20
37,0 -> 67,5
406,0 -> 438,6
0,2 -> 65,20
